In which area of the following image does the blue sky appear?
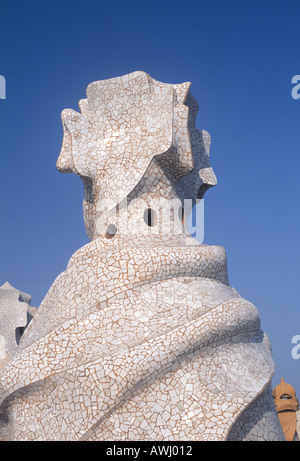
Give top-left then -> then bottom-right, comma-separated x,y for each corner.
0,0 -> 299,397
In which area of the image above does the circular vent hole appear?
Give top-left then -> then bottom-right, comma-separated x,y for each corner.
178,206 -> 185,224
143,208 -> 157,227
105,223 -> 117,239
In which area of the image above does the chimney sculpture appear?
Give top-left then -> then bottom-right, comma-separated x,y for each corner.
273,378 -> 299,441
0,72 -> 284,441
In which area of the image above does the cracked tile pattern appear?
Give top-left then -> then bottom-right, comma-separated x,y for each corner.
0,282 -> 32,357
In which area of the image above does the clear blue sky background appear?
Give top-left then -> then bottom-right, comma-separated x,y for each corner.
0,0 -> 299,397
